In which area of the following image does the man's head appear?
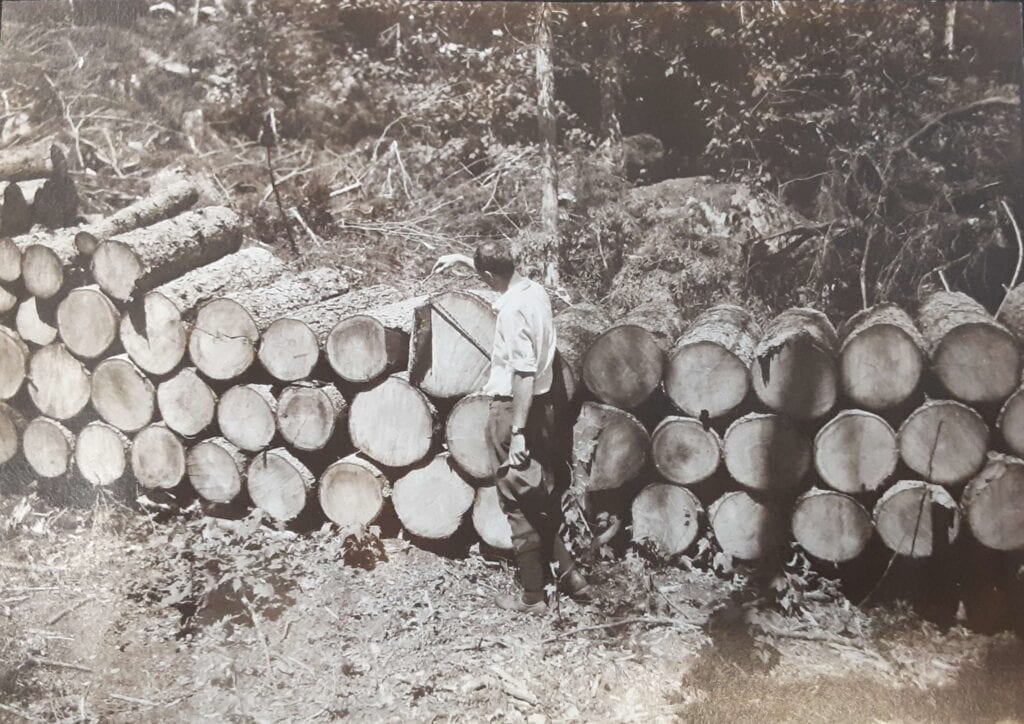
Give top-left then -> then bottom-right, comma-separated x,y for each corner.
474,240 -> 516,291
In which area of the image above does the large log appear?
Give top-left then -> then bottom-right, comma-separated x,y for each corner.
318,454 -> 388,528
0,402 -> 26,466
0,325 -> 29,400
277,382 -> 348,452
186,437 -> 246,504
258,318 -> 321,383
917,291 -> 1020,405
316,296 -> 422,384
553,303 -> 612,401
56,286 -> 120,360
997,385 -> 1024,458
291,284 -> 404,344
91,355 -> 155,433
247,447 -> 313,522
156,367 -> 216,438
444,392 -> 493,480
131,423 -> 186,490
409,289 -> 496,399
664,304 -> 761,419
15,298 -> 58,346
650,416 -> 722,486
217,384 -> 277,453
708,491 -> 787,560
74,421 -> 129,487
813,410 -> 898,494
23,417 -> 74,479
750,307 -> 839,420
572,401 -> 649,492
723,412 -> 811,496
961,452 -> 1024,551
873,480 -> 961,557
91,206 -> 243,303
897,399 -> 988,485
348,374 -> 437,468
0,139 -> 56,182
631,483 -> 703,556
838,304 -> 926,411
118,292 -> 189,376
392,453 -> 475,539
472,485 -> 513,551
791,488 -> 873,562
28,343 -> 90,419
582,323 -> 664,410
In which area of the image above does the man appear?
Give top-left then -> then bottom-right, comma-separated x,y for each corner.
433,241 -> 590,613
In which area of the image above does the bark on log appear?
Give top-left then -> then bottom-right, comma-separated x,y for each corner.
999,282 -> 1024,341
838,304 -> 926,411
23,417 -> 74,479
664,304 -> 761,419
0,139 -> 57,182
186,437 -> 245,504
217,384 -> 277,453
962,452 -> 1024,551
617,301 -> 685,348
290,284 -> 404,343
392,453 -> 475,539
318,454 -> 388,528
91,206 -> 243,302
131,423 -> 186,490
349,374 -> 437,468
277,382 -> 348,452
0,402 -> 26,466
723,412 -> 811,496
409,290 -> 497,399
472,485 -> 513,551
320,296 -> 422,384
572,401 -> 649,492
897,399 -> 989,485
247,447 -> 313,522
873,480 -> 961,557
157,367 -> 216,438
650,416 -> 722,486
997,385 -> 1024,458
445,392 -> 493,480
74,421 -> 129,486
813,410 -> 898,494
583,323 -> 664,410
751,307 -> 839,420
0,325 -> 29,400
554,303 -> 612,402
118,291 -> 188,376
918,291 -> 1020,404
16,298 -> 58,346
631,483 -> 703,556
56,286 -> 119,359
90,355 -> 155,433
28,343 -> 90,419
708,491 -> 787,560
791,488 -> 873,562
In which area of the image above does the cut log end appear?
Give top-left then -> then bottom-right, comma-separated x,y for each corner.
119,292 -> 188,376
132,424 -> 186,490
28,343 -> 90,419
963,454 -> 1024,552
0,237 -> 22,283
650,416 -> 721,486
840,323 -> 925,410
57,287 -> 119,360
318,455 -> 387,528
91,357 -> 155,433
21,244 -> 64,299
16,298 -> 58,347
23,417 -> 74,479
393,454 -> 475,539
247,448 -> 313,522
631,483 -> 703,556
157,368 -> 216,438
189,298 -> 258,381
445,392 -> 493,480
583,324 -> 664,409
898,400 -> 988,485
327,314 -> 407,384
813,410 -> 897,494
572,401 -> 650,492
0,402 -> 25,465
723,413 -> 811,496
998,387 -> 1024,458
349,375 -> 436,468
259,318 -> 319,382
186,437 -> 244,504
873,480 -> 961,558
217,385 -> 277,453
751,337 -> 837,420
0,326 -> 29,400
277,383 -> 347,452
665,342 -> 749,419
791,489 -> 873,562
709,491 -> 787,560
411,291 -> 495,398
472,485 -> 512,551
933,324 -> 1020,404
74,422 -> 129,487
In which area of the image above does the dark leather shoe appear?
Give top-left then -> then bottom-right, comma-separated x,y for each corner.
494,592 -> 547,614
560,569 -> 593,603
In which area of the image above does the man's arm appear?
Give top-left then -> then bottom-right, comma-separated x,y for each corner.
507,369 -> 535,466
432,253 -> 474,274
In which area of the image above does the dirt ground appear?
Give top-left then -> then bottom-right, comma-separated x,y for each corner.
2,492 -> 1023,724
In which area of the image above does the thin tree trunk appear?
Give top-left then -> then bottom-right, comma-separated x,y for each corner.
535,3 -> 560,286
599,9 -> 624,171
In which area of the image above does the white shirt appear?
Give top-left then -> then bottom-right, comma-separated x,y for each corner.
482,277 -> 556,396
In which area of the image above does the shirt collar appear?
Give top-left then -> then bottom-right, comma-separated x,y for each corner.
493,277 -> 531,311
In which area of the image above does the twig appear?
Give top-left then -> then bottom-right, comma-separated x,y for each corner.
47,596 -> 91,626
995,199 -> 1023,319
903,95 -> 1020,151
29,657 -> 93,673
859,229 -> 874,310
938,269 -> 951,292
541,616 -> 700,644
243,597 -> 275,675
108,693 -> 159,707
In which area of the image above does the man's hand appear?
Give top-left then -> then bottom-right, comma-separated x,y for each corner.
508,432 -> 530,467
431,253 -> 474,275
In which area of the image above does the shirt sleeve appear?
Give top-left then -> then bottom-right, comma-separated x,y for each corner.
498,307 -> 538,374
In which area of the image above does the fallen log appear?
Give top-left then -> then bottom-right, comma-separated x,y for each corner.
318,454 -> 388,528
751,307 -> 839,420
186,437 -> 245,504
961,452 -> 1024,551
472,485 -> 512,551
27,343 -> 90,419
0,139 -> 57,182
0,325 -> 29,400
572,401 -> 649,492
873,480 -> 961,557
277,382 -> 348,452
631,483 -> 703,556
791,488 -> 873,562
997,385 -> 1024,458
582,323 -> 664,410
723,412 -> 811,496
650,416 -> 722,486
553,304 -> 612,401
0,402 -> 26,466
318,296 -> 422,384
918,291 -> 1020,405
258,318 -> 320,383
23,417 -> 74,479
247,447 -> 313,522
897,399 -> 988,485
813,410 -> 898,494
444,392 -> 493,480
708,491 -> 787,560
74,421 -> 128,487
15,299 -> 58,346
838,304 -> 926,411
131,423 -> 186,490
217,384 -> 277,453
664,304 -> 761,419
90,355 -> 155,433
156,367 -> 216,439
56,286 -> 120,360
392,453 -> 475,539
348,374 -> 437,468
409,290 -> 496,399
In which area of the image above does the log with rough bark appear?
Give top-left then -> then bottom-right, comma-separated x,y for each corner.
392,453 -> 475,539
217,384 -> 277,453
409,290 -> 496,399
582,322 -> 664,410
28,343 -> 90,419
751,307 -> 839,420
708,491 -> 787,560
617,300 -> 685,348
16,298 -> 58,346
186,437 -> 246,504
247,447 -> 314,522
0,325 -> 29,400
997,385 -> 1024,458
0,402 -> 26,466
897,399 -> 989,485
0,139 -> 58,182
131,423 -> 186,490
918,291 -> 1020,405
873,480 -> 961,557
91,355 -> 155,433
56,286 -> 120,360
444,392 -> 493,480
813,410 -> 898,494
317,296 -> 422,384
572,401 -> 649,492
650,416 -> 722,486
348,374 -> 437,468
631,483 -> 703,556
74,421 -> 129,487
157,367 -> 216,438
838,304 -> 926,411
23,417 -> 74,479
962,453 -> 1024,551
276,382 -> 348,452
554,303 -> 612,401
791,489 -> 873,562
472,485 -> 512,551
723,412 -> 811,496
91,206 -> 243,303
318,454 -> 388,528
664,304 -> 761,419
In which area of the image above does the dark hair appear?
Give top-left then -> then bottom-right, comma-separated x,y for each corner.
473,240 -> 515,278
